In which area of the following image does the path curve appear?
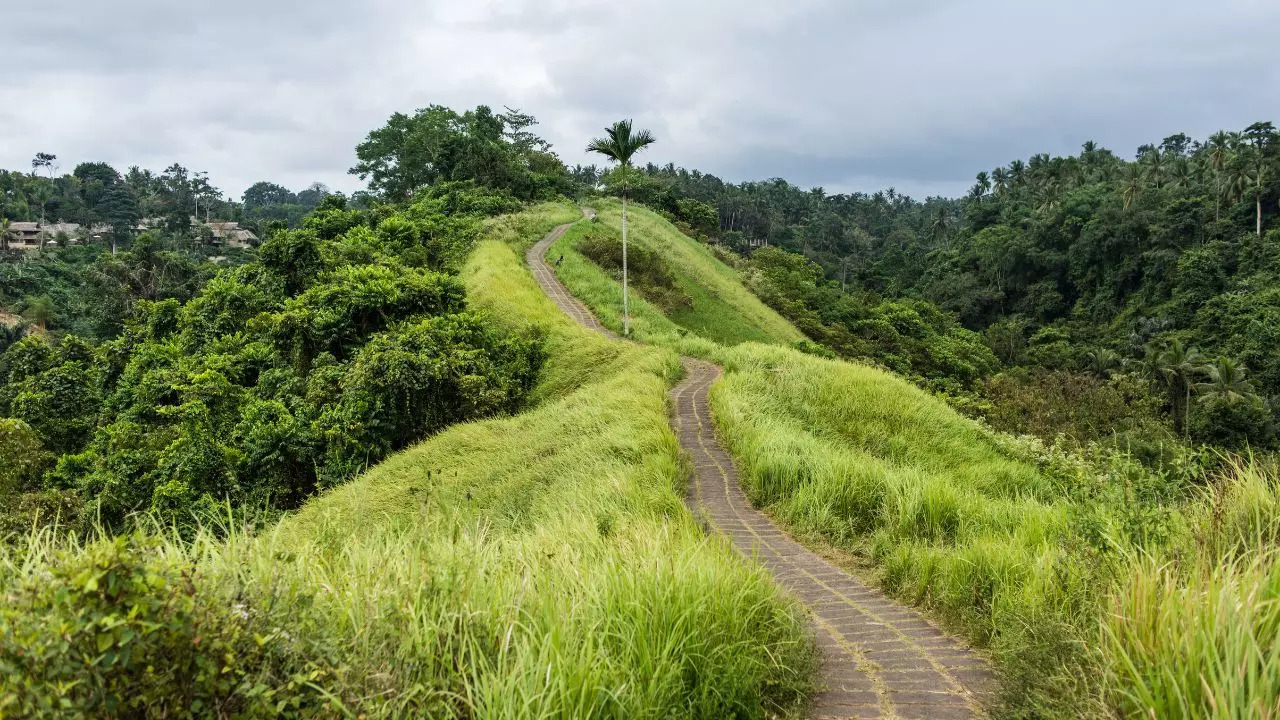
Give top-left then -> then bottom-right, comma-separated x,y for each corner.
528,219 -> 993,720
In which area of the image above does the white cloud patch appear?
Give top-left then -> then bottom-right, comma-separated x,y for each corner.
4,0 -> 1278,200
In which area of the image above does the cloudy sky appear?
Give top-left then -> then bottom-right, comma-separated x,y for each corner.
4,0 -> 1279,201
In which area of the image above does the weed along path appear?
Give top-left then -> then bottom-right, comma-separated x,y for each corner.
529,219 -> 992,720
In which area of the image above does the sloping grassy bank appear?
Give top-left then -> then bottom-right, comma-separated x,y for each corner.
710,343 -> 1095,715
558,201 -> 1280,718
0,203 -> 814,719
548,200 -> 804,351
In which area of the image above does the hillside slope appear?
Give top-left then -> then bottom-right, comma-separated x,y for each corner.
0,203 -> 815,720
548,199 -> 804,352
547,200 -> 1107,716
257,202 -> 818,717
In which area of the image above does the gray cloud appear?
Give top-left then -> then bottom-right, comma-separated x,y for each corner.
3,0 -> 1278,201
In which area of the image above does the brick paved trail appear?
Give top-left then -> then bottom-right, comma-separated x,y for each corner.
529,219 -> 994,719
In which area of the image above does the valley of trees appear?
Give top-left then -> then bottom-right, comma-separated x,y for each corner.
3,100 -> 1280,719
0,107 -> 577,535
604,123 -> 1280,455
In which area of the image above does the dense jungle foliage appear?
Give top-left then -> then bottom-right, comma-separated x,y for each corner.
0,104 -> 577,534
577,122 -> 1280,454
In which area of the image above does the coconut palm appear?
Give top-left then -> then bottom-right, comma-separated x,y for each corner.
1153,339 -> 1206,437
1008,159 -> 1026,187
1196,357 -> 1259,407
1168,157 -> 1192,188
1206,131 -> 1231,221
1083,348 -> 1121,378
1121,164 -> 1144,211
970,171 -> 991,201
1142,147 -> 1165,189
991,167 -> 1008,196
0,218 -> 12,252
1223,154 -> 1266,237
586,119 -> 657,336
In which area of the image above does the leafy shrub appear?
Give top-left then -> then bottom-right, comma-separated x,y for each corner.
0,533 -> 333,719
0,189 -> 546,531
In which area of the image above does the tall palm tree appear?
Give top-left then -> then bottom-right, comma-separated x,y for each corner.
1168,157 -> 1192,188
1121,164 -> 1144,210
1008,160 -> 1026,187
1207,131 -> 1231,221
928,205 -> 952,246
586,119 -> 657,336
0,218 -> 12,253
1153,339 -> 1206,437
1245,148 -> 1269,238
29,183 -> 53,250
1196,357 -> 1258,407
970,171 -> 991,201
991,167 -> 1008,196
1222,153 -> 1266,237
1142,147 -> 1165,189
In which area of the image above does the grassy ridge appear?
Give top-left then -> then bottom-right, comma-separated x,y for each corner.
709,343 -> 1094,713
0,203 -> 815,719
555,201 -> 1280,717
550,200 -> 804,349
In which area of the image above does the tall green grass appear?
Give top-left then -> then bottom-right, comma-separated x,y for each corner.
549,202 -> 1280,716
551,201 -> 804,348
0,203 -> 815,719
709,344 -> 1096,700
1100,458 -> 1280,719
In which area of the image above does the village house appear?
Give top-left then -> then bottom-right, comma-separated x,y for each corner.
206,221 -> 258,248
4,219 -> 256,251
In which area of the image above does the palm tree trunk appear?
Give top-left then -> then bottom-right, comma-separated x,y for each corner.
622,196 -> 630,336
1257,192 -> 1263,238
1215,176 -> 1221,222
1184,382 -> 1191,439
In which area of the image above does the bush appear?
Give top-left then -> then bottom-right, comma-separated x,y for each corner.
0,533 -> 333,719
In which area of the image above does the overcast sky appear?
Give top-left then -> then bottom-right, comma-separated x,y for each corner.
4,0 -> 1279,201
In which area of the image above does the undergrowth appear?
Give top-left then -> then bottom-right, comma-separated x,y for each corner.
0,202 -> 815,719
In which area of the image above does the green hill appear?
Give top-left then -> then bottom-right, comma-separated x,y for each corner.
0,203 -> 813,719
546,198 -> 1280,718
547,200 -> 804,352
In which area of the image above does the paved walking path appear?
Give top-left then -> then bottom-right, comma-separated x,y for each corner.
528,219 -> 993,720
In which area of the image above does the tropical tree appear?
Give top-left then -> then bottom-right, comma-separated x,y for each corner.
23,295 -> 55,331
1168,157 -> 1192,188
29,184 -> 53,249
970,171 -> 990,201
1195,357 -> 1259,407
991,167 -> 1008,196
1206,131 -> 1231,221
1083,348 -> 1121,378
1244,121 -> 1274,235
1152,339 -> 1206,436
0,218 -> 13,253
1121,164 -> 1144,211
1142,147 -> 1165,189
586,119 -> 657,336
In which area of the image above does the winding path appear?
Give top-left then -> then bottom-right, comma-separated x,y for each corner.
528,219 -> 994,720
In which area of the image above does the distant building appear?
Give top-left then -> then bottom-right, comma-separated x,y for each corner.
205,221 -> 258,248
5,221 -> 109,250
7,222 -> 41,249
3,218 -> 257,251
